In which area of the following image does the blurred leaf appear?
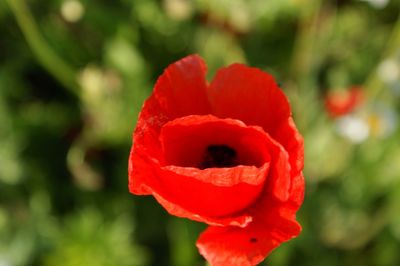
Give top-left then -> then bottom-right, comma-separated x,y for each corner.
44,208 -> 147,266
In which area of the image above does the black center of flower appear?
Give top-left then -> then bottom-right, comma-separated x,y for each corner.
199,145 -> 238,169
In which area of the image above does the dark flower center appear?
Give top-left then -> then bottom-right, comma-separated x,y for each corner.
199,145 -> 238,169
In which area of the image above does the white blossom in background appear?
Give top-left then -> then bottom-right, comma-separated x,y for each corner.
0,258 -> 12,266
336,102 -> 398,143
378,59 -> 399,83
61,0 -> 85,23
79,65 -> 104,102
164,0 -> 193,21
335,115 -> 370,144
367,104 -> 398,138
359,0 -> 390,8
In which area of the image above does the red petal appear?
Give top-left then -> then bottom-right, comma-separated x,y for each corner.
135,54 -> 211,135
197,210 -> 301,266
206,63 -> 303,203
208,64 -> 291,134
160,115 -> 271,170
156,115 -> 274,218
196,132 -> 304,265
157,164 -> 270,218
264,138 -> 291,202
286,172 -> 305,211
152,54 -> 211,118
129,146 -> 254,227
196,170 -> 304,266
129,55 -> 211,193
271,117 -> 304,179
324,86 -> 365,118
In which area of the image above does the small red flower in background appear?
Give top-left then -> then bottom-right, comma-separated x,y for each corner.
128,55 -> 304,266
324,86 -> 365,118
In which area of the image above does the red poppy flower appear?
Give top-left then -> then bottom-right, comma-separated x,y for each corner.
324,86 -> 365,118
128,55 -> 304,266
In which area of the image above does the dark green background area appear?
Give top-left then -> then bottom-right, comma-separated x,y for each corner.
1,0 -> 400,265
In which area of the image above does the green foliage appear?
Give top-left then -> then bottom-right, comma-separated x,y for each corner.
44,208 -> 147,266
1,0 -> 400,265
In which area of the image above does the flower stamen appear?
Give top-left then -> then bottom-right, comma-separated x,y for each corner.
199,145 -> 238,169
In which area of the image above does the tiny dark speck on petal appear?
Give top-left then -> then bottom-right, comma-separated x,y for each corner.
250,238 -> 257,243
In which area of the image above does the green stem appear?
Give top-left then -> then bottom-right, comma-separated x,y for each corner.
6,0 -> 80,96
364,13 -> 400,99
289,0 -> 323,81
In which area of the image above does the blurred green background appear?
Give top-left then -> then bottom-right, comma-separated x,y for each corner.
1,0 -> 400,265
